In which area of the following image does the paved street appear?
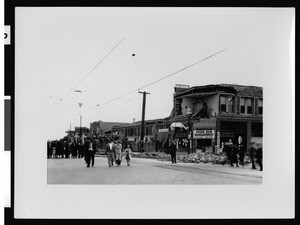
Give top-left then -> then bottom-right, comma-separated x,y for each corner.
47,156 -> 262,185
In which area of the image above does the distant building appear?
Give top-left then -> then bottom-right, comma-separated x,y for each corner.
90,121 -> 130,137
112,118 -> 169,152
65,126 -> 89,143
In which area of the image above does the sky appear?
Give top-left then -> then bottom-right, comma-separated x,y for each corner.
15,7 -> 294,140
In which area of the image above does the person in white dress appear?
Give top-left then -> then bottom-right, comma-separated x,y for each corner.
115,140 -> 123,166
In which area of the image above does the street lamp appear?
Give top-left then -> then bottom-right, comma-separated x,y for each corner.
187,108 -> 193,154
78,103 -> 83,143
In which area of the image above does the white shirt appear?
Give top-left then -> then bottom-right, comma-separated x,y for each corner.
88,142 -> 93,151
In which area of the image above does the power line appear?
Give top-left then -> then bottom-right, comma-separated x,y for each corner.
84,45 -> 233,114
49,37 -> 125,111
137,45 -> 233,90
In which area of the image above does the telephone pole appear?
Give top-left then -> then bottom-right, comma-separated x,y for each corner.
138,91 -> 150,152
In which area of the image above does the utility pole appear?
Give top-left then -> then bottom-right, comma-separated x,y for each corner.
138,91 -> 150,152
187,108 -> 193,154
80,115 -> 82,142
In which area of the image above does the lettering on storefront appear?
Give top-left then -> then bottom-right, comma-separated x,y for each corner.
158,128 -> 169,132
193,130 -> 214,139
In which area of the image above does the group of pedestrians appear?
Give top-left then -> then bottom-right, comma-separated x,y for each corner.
224,139 -> 263,171
47,138 -> 133,168
105,139 -> 132,167
47,139 -> 85,159
47,138 -> 97,167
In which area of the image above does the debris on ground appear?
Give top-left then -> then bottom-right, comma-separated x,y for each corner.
131,152 -> 251,165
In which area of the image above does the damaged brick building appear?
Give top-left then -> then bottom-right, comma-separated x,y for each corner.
112,84 -> 263,153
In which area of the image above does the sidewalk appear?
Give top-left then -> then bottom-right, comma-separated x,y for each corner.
95,153 -> 262,178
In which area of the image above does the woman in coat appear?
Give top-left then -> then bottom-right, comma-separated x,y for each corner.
115,140 -> 123,166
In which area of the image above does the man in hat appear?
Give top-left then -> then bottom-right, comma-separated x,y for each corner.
170,140 -> 177,164
87,138 -> 97,167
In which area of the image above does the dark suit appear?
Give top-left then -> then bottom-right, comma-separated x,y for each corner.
71,143 -> 77,158
230,146 -> 239,167
249,146 -> 257,169
170,143 -> 177,164
84,141 -> 89,163
256,147 -> 263,171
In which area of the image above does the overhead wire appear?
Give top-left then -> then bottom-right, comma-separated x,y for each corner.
49,37 -> 125,112
84,45 -> 234,114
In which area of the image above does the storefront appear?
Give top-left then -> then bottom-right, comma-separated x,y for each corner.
217,120 -> 251,153
193,129 -> 215,152
192,118 -> 216,153
174,131 -> 189,152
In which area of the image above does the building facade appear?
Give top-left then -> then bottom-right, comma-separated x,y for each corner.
112,84 -> 263,153
172,84 -> 263,154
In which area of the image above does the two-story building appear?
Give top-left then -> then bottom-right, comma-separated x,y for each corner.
172,84 -> 263,153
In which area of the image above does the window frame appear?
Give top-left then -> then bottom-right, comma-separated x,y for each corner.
220,96 -> 226,112
220,95 -> 235,113
258,99 -> 263,115
240,97 -> 254,115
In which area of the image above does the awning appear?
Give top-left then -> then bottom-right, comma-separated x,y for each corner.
170,122 -> 188,130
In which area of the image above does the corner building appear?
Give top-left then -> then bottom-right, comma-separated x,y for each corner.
172,84 -> 263,153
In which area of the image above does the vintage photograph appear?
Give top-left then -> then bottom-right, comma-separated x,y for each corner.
37,8 -> 267,185
14,7 -> 294,218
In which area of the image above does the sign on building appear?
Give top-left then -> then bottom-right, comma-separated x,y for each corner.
158,128 -> 169,132
193,130 -> 214,139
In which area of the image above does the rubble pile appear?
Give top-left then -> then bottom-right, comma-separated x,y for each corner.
176,153 -> 228,164
131,152 -> 252,165
131,152 -> 162,159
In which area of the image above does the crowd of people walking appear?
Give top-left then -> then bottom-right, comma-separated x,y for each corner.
47,138 -> 132,168
47,139 -> 85,159
47,138 -> 262,170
